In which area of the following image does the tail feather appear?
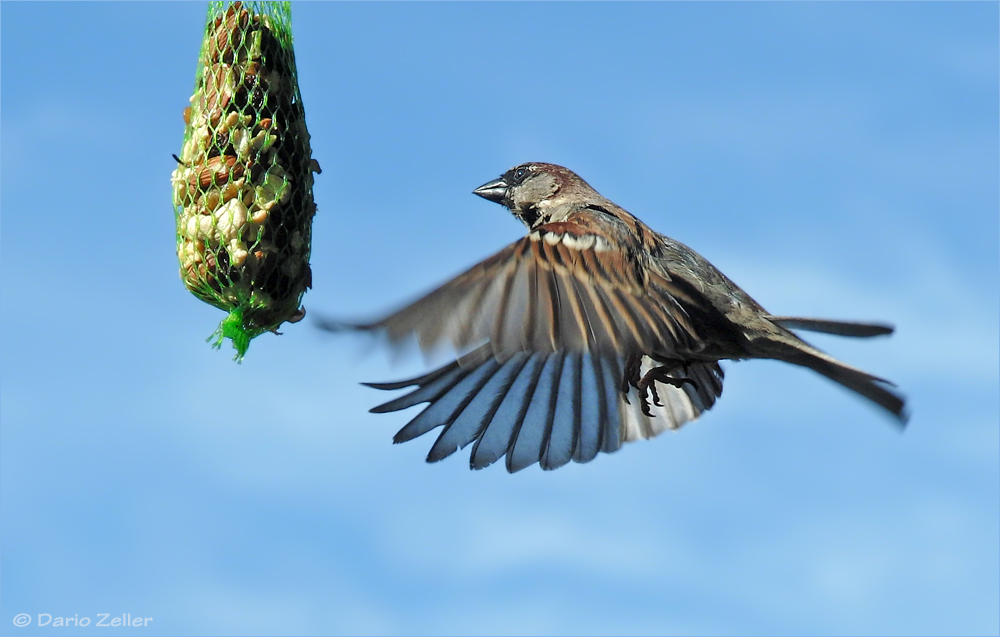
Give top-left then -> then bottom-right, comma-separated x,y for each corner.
759,337 -> 908,426
768,317 -> 894,338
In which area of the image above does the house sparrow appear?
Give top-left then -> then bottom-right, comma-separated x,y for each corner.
320,162 -> 907,472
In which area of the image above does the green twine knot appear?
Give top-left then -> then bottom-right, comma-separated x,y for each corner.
209,307 -> 255,362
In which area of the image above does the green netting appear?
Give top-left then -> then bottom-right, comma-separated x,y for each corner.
171,1 -> 320,361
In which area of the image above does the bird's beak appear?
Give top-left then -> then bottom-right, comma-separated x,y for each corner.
472,177 -> 508,205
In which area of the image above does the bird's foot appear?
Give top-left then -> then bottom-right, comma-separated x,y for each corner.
621,356 -> 698,417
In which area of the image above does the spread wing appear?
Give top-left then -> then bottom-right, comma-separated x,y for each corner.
360,221 -> 712,362
333,219 -> 727,472
367,347 -> 724,473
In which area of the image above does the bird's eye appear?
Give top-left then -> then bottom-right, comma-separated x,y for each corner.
511,166 -> 529,184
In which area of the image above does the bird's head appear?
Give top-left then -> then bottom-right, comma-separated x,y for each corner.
473,162 -> 599,229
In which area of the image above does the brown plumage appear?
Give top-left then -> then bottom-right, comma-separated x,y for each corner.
320,162 -> 907,472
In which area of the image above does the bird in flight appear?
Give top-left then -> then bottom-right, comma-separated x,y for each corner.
320,162 -> 907,473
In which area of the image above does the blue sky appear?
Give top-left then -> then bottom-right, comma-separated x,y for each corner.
1,2 -> 997,635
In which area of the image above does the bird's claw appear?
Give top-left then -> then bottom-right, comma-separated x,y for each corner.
622,355 -> 698,417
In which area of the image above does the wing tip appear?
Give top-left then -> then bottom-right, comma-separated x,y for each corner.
363,379 -> 414,391
890,403 -> 911,430
314,314 -> 379,333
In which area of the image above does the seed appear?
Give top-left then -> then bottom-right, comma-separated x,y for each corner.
183,215 -> 203,239
202,189 -> 221,211
250,129 -> 276,151
195,124 -> 212,147
223,111 -> 239,132
197,155 -> 243,189
228,239 -> 249,267
231,127 -> 250,157
222,182 -> 240,201
216,199 -> 248,242
171,170 -> 187,201
199,215 -> 215,239
257,196 -> 275,211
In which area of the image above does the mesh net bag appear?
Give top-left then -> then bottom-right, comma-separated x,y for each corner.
171,1 -> 320,361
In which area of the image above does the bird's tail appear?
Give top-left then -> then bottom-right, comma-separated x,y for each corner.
767,317 -> 894,338
753,326 -> 908,426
